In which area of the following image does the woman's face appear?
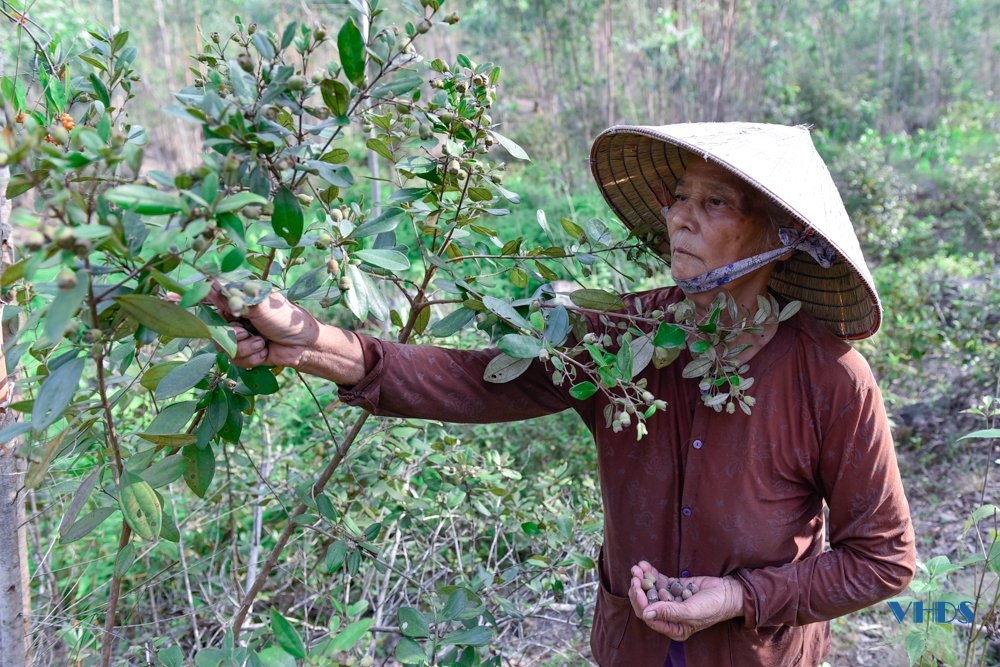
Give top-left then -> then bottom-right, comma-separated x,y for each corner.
664,160 -> 773,283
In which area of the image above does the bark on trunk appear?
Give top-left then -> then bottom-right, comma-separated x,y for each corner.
0,164 -> 30,667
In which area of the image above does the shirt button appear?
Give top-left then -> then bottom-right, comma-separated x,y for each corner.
680,569 -> 691,578
682,506 -> 693,517
692,439 -> 703,449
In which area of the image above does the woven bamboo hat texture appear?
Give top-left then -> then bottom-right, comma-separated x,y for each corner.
590,122 -> 882,339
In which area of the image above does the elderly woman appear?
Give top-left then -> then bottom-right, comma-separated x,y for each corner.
221,123 -> 915,666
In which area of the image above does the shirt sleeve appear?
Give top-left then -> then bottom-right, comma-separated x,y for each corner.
737,377 -> 916,629
337,333 -> 575,423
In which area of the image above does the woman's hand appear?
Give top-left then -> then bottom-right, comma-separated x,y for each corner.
208,286 -> 366,385
627,561 -> 744,641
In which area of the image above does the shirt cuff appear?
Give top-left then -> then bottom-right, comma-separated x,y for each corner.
735,568 -> 760,629
336,333 -> 385,413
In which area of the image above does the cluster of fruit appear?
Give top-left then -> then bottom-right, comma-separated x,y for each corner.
640,574 -> 698,604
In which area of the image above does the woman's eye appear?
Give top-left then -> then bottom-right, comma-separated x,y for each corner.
707,197 -> 727,207
674,193 -> 689,202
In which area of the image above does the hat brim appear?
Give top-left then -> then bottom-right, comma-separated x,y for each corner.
590,123 -> 881,340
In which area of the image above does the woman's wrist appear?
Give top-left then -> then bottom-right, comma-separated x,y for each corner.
294,323 -> 366,385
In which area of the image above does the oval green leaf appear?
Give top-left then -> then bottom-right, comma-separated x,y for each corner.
569,289 -> 625,311
119,471 -> 162,540
116,295 -> 212,339
270,608 -> 306,659
271,186 -> 304,246
397,607 -> 431,639
32,357 -> 86,432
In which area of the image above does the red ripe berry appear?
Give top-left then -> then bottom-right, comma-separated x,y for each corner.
60,113 -> 75,131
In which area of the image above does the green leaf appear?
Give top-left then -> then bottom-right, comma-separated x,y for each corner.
370,71 -> 424,98
615,337 -> 634,378
183,444 -> 215,498
44,275 -> 88,344
488,130 -> 530,161
963,504 -> 1000,535
353,249 -> 410,271
366,137 -> 393,161
181,281 -> 213,308
119,471 -> 162,540
343,264 -> 369,321
137,433 -> 197,448
59,506 -> 117,544
352,208 -> 404,238
240,367 -> 280,395
215,191 -> 268,213
33,357 -> 85,432
394,637 -> 428,665
483,354 -> 532,383
397,607 -> 430,639
569,289 -> 625,311
440,625 -> 492,647
139,454 -> 188,489
325,618 -> 374,652
286,267 -> 327,301
116,295 -> 212,339
428,307 -> 474,338
256,647 -> 296,667
481,295 -> 533,329
497,334 -> 542,359
271,187 -> 304,246
104,184 -> 188,215
114,542 -> 136,578
630,334 -> 655,377
320,79 -> 351,117
569,382 -> 598,400
560,217 -> 585,239
440,589 -> 468,622
145,401 -> 198,434
654,322 -> 688,348
959,429 -> 1000,440
270,608 -> 306,659
154,354 -> 217,400
337,18 -> 367,86
326,540 -> 348,571
543,306 -> 570,346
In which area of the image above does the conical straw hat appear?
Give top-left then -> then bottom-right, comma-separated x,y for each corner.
590,122 -> 881,339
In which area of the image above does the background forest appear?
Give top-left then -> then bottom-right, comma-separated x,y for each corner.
1,0 -> 999,666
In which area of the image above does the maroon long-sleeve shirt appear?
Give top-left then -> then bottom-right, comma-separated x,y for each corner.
339,286 -> 915,666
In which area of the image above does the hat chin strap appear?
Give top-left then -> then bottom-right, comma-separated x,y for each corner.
674,227 -> 836,295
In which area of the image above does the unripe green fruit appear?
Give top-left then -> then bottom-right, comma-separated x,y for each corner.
192,237 -> 209,252
330,208 -> 344,223
22,231 -> 45,251
416,18 -> 432,34
338,277 -> 352,291
326,259 -> 340,274
320,296 -> 333,308
418,123 -> 433,140
238,54 -> 254,73
297,193 -> 314,206
57,268 -> 77,290
446,159 -> 461,174
228,295 -> 246,315
211,32 -> 221,44
286,76 -> 306,92
54,227 -> 76,250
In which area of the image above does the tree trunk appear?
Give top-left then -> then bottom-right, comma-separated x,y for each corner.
0,165 -> 30,667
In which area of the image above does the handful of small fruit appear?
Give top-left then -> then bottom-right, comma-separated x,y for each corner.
641,573 -> 699,604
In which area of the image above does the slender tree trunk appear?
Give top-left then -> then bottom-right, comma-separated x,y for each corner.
711,0 -> 738,120
0,164 -> 31,667
605,0 -> 614,126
